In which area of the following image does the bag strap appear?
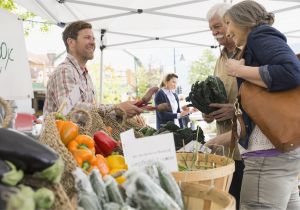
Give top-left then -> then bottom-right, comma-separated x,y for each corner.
229,96 -> 246,157
228,46 -> 247,157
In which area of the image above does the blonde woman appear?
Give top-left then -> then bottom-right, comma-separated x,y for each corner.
154,73 -> 189,129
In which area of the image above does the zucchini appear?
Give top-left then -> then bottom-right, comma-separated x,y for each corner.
0,128 -> 59,173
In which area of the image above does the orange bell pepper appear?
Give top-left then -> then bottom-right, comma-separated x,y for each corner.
95,154 -> 110,176
72,149 -> 97,172
56,120 -> 79,145
68,135 -> 95,154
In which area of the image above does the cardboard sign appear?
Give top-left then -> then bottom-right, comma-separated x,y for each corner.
120,129 -> 178,172
0,8 -> 33,100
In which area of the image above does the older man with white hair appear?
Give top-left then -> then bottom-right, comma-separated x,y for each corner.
204,3 -> 244,210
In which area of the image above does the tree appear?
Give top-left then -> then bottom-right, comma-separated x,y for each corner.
135,66 -> 161,99
0,0 -> 50,35
102,66 -> 129,104
188,49 -> 217,84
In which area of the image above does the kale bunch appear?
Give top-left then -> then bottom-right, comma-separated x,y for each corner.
158,122 -> 205,150
186,76 -> 227,114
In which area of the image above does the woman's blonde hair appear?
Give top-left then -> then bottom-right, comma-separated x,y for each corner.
160,73 -> 178,88
224,0 -> 274,28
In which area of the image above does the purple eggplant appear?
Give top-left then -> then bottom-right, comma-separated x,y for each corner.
0,128 -> 59,173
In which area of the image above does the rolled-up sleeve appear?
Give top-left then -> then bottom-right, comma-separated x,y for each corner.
248,26 -> 300,91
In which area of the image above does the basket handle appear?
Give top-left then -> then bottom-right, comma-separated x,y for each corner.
67,108 -> 92,131
0,97 -> 13,128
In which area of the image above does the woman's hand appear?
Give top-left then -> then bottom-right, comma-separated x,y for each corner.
180,109 -> 190,117
225,58 -> 245,77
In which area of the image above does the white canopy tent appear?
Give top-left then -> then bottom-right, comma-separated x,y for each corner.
14,0 -> 300,101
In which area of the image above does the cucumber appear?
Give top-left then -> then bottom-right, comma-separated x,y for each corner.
103,175 -> 125,205
124,171 -> 181,210
89,169 -> 109,208
157,165 -> 184,209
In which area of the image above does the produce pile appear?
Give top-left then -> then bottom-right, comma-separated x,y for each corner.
74,163 -> 184,210
186,76 -> 227,114
0,128 -> 64,210
140,121 -> 205,150
55,113 -> 128,182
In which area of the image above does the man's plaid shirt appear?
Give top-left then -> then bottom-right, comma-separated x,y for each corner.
43,54 -> 96,115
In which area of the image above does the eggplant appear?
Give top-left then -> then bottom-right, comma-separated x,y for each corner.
0,183 -> 16,210
0,128 -> 59,173
0,160 -> 10,177
0,159 -> 23,186
0,183 -> 35,210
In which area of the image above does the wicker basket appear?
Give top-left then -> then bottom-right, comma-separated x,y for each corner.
39,113 -> 77,210
22,175 -> 75,210
67,108 -> 93,135
98,106 -> 145,140
181,182 -> 236,210
0,97 -> 13,128
173,153 -> 235,192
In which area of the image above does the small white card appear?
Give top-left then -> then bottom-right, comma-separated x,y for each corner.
120,129 -> 178,172
62,84 -> 81,115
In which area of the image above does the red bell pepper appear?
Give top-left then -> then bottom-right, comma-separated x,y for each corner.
93,131 -> 117,157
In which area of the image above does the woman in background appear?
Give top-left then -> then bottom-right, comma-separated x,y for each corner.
154,73 -> 189,129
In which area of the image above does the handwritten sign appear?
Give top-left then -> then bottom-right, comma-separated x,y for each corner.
120,129 -> 178,172
0,8 -> 33,100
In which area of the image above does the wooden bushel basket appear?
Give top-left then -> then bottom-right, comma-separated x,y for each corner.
181,182 -> 236,210
173,153 -> 235,191
173,153 -> 235,209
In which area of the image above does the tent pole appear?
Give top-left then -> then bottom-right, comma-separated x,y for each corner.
99,29 -> 106,104
99,49 -> 103,103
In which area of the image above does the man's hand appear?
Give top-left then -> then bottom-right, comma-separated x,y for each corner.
202,113 -> 214,123
208,103 -> 234,122
117,101 -> 143,118
204,131 -> 232,147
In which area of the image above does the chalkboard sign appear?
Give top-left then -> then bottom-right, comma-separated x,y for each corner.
0,8 -> 33,100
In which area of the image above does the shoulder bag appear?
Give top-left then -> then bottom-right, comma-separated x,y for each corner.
238,81 -> 300,152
